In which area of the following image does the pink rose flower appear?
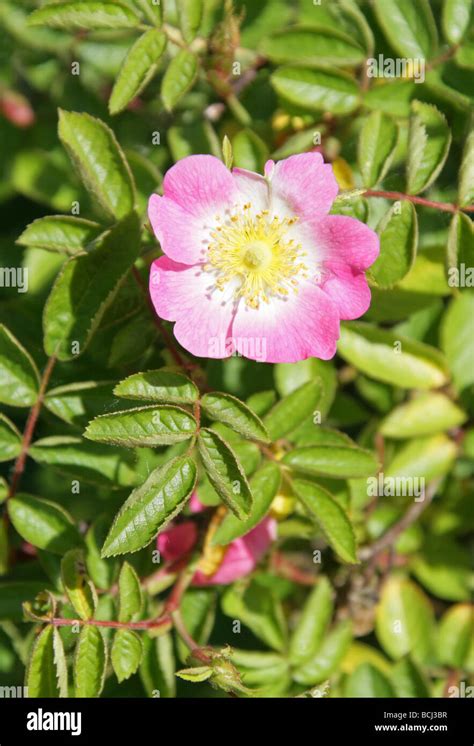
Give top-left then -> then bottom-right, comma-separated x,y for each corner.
148,154 -> 378,363
157,495 -> 277,586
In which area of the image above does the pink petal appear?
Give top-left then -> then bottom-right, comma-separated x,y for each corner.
162,154 -> 235,216
322,264 -> 372,320
193,518 -> 277,586
148,195 -> 209,265
157,522 -> 198,563
271,153 -> 339,222
231,168 -> 269,212
231,284 -> 340,363
313,215 -> 379,271
149,257 -> 235,359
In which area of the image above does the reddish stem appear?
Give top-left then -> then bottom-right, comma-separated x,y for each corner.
364,190 -> 474,214
8,355 -> 57,499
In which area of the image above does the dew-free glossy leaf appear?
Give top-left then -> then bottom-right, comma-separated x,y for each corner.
375,577 -> 435,661
111,629 -> 142,682
293,620 -> 352,685
74,625 -> 107,697
292,480 -> 358,563
114,369 -> 198,404
101,456 -> 197,557
0,325 -> 39,407
109,29 -> 167,114
43,213 -> 140,360
289,577 -> 334,665
85,405 -> 197,447
283,445 -> 378,479
198,429 -> 252,520
373,0 -> 437,59
261,26 -> 365,67
264,379 -> 322,440
8,494 -> 81,555
118,562 -> 142,623
201,392 -> 269,443
26,625 -> 59,698
442,0 -> 472,44
0,414 -> 22,462
271,66 -> 360,115
406,101 -> 451,195
369,201 -> 418,288
17,216 -> 102,255
358,111 -> 398,188
58,110 -> 135,220
161,50 -> 198,111
29,2 -> 140,31
61,548 -> 97,621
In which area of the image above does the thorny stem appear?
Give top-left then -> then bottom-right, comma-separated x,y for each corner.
359,478 -> 442,561
364,190 -> 474,214
8,355 -> 57,500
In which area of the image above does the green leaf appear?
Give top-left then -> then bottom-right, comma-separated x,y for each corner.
391,657 -> 430,697
101,456 -> 197,557
8,494 -> 81,555
437,604 -> 473,668
43,213 -> 140,360
197,429 -> 253,520
26,625 -> 60,698
85,515 -> 118,590
458,125 -> 474,207
118,562 -> 142,623
411,537 -> 471,602
372,0 -> 437,59
289,577 -> 334,665
358,111 -> 398,188
53,627 -> 68,698
375,576 -> 435,662
293,620 -> 352,685
292,480 -> 358,564
271,66 -> 360,115
176,666 -> 212,682
369,202 -> 418,288
222,579 -> 287,652
74,625 -> 107,698
177,589 -> 216,661
0,325 -> 39,407
337,322 -> 449,389
17,216 -> 103,255
0,414 -> 22,462
29,2 -> 140,30
201,392 -> 269,443
161,50 -> 198,111
345,662 -> 395,697
380,392 -> 466,438
44,381 -> 116,427
261,25 -> 365,67
446,211 -> 474,285
232,129 -> 268,173
61,549 -> 97,621
406,101 -> 451,196
85,405 -> 197,447
30,436 -> 138,487
109,29 -> 167,114
283,445 -> 378,479
212,461 -> 281,546
441,294 -> 474,391
442,0 -> 472,44
386,434 -> 457,482
263,380 -> 322,440
114,369 -> 198,404
177,0 -> 202,43
58,109 -> 135,220
111,629 -> 143,682
140,633 -> 176,698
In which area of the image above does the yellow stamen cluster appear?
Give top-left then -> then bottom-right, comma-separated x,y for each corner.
198,506 -> 229,577
204,203 -> 308,308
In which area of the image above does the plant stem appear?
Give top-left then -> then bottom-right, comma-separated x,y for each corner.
359,478 -> 442,561
8,355 -> 57,500
364,189 -> 474,214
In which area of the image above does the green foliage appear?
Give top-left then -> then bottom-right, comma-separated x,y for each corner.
0,0 -> 471,702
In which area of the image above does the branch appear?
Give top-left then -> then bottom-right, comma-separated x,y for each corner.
359,478 -> 442,561
364,190 -> 474,214
8,355 -> 57,499
51,614 -> 172,631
